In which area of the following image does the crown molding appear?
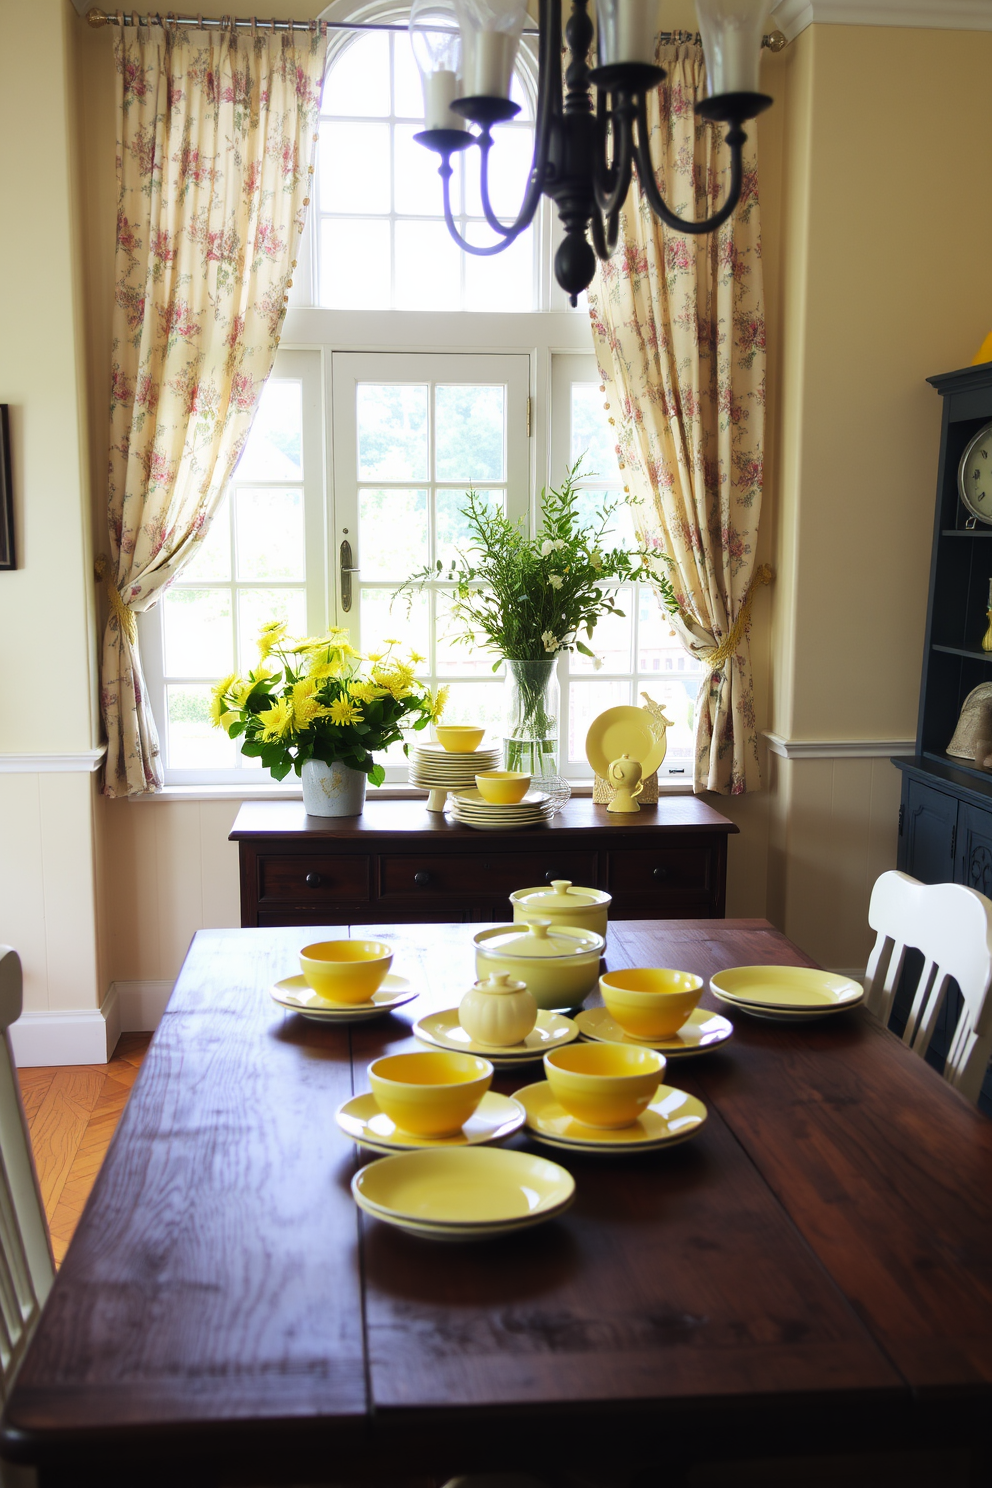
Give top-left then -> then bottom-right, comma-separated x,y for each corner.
772,0 -> 992,42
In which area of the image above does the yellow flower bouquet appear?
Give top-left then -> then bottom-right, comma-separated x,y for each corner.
210,623 -> 445,788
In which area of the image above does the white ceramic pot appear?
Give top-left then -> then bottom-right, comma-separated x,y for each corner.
301,759 -> 367,817
458,972 -> 538,1047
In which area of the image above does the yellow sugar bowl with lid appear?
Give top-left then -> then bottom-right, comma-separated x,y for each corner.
299,939 -> 393,1004
367,1050 -> 493,1137
600,967 -> 704,1039
509,879 -> 611,940
434,725 -> 486,752
474,917 -> 605,1012
459,972 -> 538,1047
544,1042 -> 666,1128
475,769 -> 531,804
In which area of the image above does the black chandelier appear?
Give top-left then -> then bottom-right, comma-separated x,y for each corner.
410,0 -> 779,304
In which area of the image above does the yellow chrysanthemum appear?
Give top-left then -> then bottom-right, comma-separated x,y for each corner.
427,685 -> 450,722
365,650 -> 384,663
328,695 -> 363,727
251,660 -> 277,683
348,680 -> 384,704
308,657 -> 343,681
408,650 -> 426,664
256,620 -> 287,659
230,676 -> 256,708
257,696 -> 295,741
382,637 -> 401,646
292,679 -> 333,730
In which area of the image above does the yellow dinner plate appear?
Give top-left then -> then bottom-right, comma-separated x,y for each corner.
709,965 -> 863,1011
584,705 -> 668,780
335,1090 -> 525,1154
414,1008 -> 579,1061
516,1080 -> 707,1151
353,1200 -> 573,1242
351,1147 -> 575,1228
269,973 -> 415,1021
450,787 -> 552,810
575,1005 -> 734,1056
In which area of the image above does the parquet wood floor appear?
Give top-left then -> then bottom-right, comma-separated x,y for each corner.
17,1033 -> 151,1266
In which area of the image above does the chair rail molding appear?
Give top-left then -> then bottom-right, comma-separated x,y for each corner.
0,748 -> 106,773
772,0 -> 992,41
763,732 -> 915,760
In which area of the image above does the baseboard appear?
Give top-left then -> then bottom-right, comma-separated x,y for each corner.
116,979 -> 175,1032
10,983 -> 121,1068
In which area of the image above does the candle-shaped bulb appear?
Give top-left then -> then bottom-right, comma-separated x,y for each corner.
695,0 -> 773,96
453,0 -> 528,100
597,0 -> 664,69
409,0 -> 468,130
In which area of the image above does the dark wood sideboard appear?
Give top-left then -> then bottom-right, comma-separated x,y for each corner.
230,797 -> 738,927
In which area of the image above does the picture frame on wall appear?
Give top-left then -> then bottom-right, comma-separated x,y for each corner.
0,405 -> 13,570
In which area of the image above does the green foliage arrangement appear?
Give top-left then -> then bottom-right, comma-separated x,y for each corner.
210,624 -> 445,786
395,462 -> 678,664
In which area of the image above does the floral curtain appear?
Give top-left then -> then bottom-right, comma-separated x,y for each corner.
101,20 -> 328,797
588,40 -> 767,796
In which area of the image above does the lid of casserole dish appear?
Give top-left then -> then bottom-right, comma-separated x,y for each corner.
475,917 -> 603,960
512,879 -> 609,910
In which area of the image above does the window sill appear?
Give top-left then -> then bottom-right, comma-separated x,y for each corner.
129,779 -> 695,803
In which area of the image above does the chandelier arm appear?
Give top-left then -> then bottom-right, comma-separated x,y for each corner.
477,135 -> 521,238
439,159 -> 516,256
632,91 -> 745,235
590,204 -> 620,263
593,92 -> 634,220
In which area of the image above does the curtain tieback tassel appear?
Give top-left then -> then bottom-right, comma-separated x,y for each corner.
95,555 -> 138,645
700,564 -> 773,671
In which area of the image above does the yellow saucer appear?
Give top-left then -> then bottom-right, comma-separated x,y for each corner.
413,1007 -> 579,1062
352,1147 -> 575,1229
353,1201 -> 574,1242
516,1080 -> 707,1151
709,965 -> 863,1011
270,973 -> 415,1021
575,1005 -> 733,1056
336,1090 -> 525,1154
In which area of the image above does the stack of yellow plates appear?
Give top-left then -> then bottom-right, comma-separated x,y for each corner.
709,966 -> 864,1022
414,1007 -> 579,1068
575,1005 -> 733,1057
336,1090 -> 525,1155
269,974 -> 416,1023
516,1081 -> 707,1154
408,741 -> 501,792
351,1147 -> 575,1240
448,786 -> 554,831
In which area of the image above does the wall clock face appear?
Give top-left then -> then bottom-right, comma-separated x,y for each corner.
959,421 -> 992,525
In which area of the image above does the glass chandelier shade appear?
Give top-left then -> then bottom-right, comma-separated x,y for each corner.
409,0 -> 468,131
411,0 -> 779,303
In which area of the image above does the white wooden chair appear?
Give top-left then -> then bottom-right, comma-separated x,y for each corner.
0,948 -> 53,1403
863,871 -> 992,1103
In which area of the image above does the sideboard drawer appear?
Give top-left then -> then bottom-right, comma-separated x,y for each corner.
378,851 -> 598,903
607,848 -> 712,894
258,855 -> 371,903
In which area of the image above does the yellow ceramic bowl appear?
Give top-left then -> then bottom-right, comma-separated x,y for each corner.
475,770 -> 531,804
368,1051 -> 494,1137
435,726 -> 486,752
299,939 -> 393,1005
600,968 -> 704,1039
544,1042 -> 665,1129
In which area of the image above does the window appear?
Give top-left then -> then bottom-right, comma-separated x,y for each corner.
141,7 -> 696,790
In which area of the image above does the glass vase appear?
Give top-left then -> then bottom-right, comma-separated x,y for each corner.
501,658 -> 571,813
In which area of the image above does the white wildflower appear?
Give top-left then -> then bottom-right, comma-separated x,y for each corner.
541,630 -> 559,653
593,655 -> 604,671
548,573 -> 564,590
540,540 -> 555,557
552,538 -> 567,551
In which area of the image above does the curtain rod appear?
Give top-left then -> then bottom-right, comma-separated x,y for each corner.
85,8 -> 787,49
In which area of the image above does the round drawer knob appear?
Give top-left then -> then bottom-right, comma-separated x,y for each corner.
305,872 -> 322,888
652,867 -> 668,881
414,871 -> 432,887
543,870 -> 560,884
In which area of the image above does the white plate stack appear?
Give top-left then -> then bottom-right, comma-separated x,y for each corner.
408,740 -> 502,812
448,786 -> 555,831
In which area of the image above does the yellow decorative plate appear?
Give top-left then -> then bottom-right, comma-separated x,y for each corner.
335,1090 -> 525,1154
269,973 -> 415,1022
709,965 -> 863,1012
414,1007 -> 579,1062
575,1005 -> 733,1056
584,705 -> 668,780
516,1080 -> 707,1152
351,1147 -> 575,1235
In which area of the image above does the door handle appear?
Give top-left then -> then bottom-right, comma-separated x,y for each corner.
340,539 -> 359,613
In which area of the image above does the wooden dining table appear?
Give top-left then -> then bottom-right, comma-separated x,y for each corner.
2,918 -> 991,1487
